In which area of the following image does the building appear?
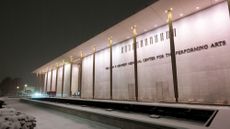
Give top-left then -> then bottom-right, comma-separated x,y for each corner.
34,0 -> 230,105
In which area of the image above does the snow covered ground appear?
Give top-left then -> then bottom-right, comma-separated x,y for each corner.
2,98 -> 120,129
0,107 -> 36,129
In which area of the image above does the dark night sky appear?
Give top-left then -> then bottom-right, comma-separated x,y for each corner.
0,0 -> 154,85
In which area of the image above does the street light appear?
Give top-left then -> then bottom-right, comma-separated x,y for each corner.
24,84 -> 28,88
16,86 -> 20,96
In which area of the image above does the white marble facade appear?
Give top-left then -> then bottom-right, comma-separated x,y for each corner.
44,2 -> 230,104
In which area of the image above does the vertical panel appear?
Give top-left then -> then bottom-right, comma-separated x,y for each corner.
137,26 -> 174,102
113,39 -> 135,100
63,64 -> 71,97
56,66 -> 63,97
78,61 -> 82,96
44,73 -> 47,92
95,49 -> 110,99
47,71 -> 52,92
136,2 -> 230,104
51,69 -> 57,91
38,2 -> 230,105
81,55 -> 93,99
174,2 -> 230,104
71,64 -> 79,96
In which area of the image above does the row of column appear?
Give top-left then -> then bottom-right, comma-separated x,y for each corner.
40,8 -> 179,101
42,63 -> 73,97
39,1 -> 230,103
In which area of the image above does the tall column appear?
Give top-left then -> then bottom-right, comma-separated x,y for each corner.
55,65 -> 59,95
108,37 -> 113,100
38,73 -> 41,89
40,73 -> 44,92
92,47 -> 96,99
61,63 -> 65,97
167,8 -> 179,102
41,73 -> 44,92
45,72 -> 48,93
50,69 -> 53,91
78,51 -> 83,98
131,25 -> 138,101
228,0 -> 230,18
37,73 -> 39,90
69,63 -> 73,96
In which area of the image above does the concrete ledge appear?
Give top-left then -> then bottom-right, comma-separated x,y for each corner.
20,99 -> 197,129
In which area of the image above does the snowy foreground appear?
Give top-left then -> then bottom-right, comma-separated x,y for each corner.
0,107 -> 36,129
2,98 -> 119,129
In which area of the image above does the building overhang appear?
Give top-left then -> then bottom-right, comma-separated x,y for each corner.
34,0 -> 225,74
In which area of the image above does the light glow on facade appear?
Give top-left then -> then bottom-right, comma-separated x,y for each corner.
35,1 -> 230,105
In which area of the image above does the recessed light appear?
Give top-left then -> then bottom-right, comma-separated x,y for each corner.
154,24 -> 158,27
196,6 -> 200,10
180,13 -> 184,17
